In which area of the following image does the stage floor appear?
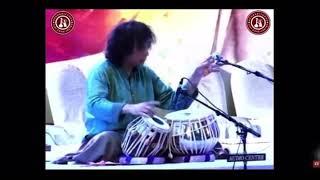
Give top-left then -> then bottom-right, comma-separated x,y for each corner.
46,141 -> 273,170
45,160 -> 273,170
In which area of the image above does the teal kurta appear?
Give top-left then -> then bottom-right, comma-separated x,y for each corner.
85,60 -> 197,136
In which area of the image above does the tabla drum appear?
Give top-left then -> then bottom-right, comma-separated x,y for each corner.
121,115 -> 171,164
165,109 -> 220,159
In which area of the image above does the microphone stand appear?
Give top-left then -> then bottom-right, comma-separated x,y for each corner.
214,55 -> 274,83
180,90 -> 261,170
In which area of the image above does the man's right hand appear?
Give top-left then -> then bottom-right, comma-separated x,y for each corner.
122,101 -> 160,117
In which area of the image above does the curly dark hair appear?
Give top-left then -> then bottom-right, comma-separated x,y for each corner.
105,20 -> 156,66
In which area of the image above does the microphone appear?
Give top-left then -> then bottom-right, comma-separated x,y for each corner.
209,53 -> 274,82
210,53 -> 228,66
172,78 -> 184,105
172,78 -> 189,109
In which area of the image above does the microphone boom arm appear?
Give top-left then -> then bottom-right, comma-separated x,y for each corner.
179,89 -> 261,170
180,90 -> 261,137
213,55 -> 274,83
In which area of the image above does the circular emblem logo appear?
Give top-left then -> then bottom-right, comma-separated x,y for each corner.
246,10 -> 270,35
51,11 -> 75,35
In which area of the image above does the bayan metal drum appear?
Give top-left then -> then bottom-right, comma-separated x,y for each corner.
121,115 -> 171,162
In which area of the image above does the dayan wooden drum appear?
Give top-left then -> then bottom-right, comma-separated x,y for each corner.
165,109 -> 220,157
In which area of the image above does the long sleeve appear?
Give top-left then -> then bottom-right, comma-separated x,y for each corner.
172,85 -> 198,111
86,68 -> 125,124
146,66 -> 198,111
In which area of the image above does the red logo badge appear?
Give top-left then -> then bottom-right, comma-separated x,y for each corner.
51,11 -> 75,35
246,10 -> 270,35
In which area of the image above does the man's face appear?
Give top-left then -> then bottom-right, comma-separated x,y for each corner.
126,41 -> 152,67
129,47 -> 149,66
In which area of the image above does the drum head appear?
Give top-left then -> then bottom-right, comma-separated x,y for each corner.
143,115 -> 170,132
165,109 -> 214,122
